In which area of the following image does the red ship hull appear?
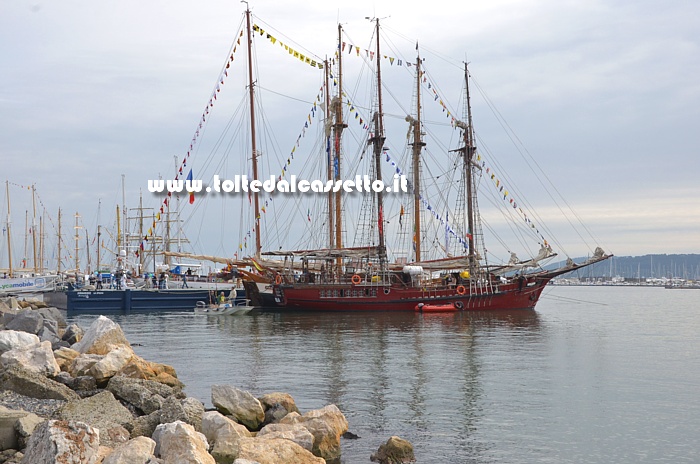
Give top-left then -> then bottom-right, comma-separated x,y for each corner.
273,275 -> 551,311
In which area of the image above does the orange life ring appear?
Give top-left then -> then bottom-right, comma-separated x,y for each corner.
456,285 -> 466,295
351,274 -> 361,285
275,274 -> 282,285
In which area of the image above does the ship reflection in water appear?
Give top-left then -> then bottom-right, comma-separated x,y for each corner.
69,308 -> 542,462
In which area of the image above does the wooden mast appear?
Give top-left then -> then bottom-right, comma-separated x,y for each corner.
334,24 -> 346,258
4,181 -> 12,277
370,18 -> 387,264
463,62 -> 477,276
245,5 -> 262,258
411,48 -> 425,262
324,58 -> 335,249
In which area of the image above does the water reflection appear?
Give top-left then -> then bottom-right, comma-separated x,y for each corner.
68,308 -> 542,462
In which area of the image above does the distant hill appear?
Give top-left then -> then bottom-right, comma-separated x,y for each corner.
550,254 -> 700,280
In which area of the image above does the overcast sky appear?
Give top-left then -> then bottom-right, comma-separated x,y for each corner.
1,0 -> 699,272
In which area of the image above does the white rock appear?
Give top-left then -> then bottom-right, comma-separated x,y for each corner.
102,436 -> 156,464
257,423 -> 315,452
201,411 -> 250,464
237,436 -> 325,464
0,341 -> 60,377
298,404 -> 348,461
152,421 -> 214,464
211,385 -> 265,430
90,345 -> 135,383
71,353 -> 105,377
21,419 -> 100,464
72,316 -> 131,355
0,330 -> 40,354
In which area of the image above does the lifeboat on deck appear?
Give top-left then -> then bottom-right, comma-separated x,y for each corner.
415,302 -> 460,313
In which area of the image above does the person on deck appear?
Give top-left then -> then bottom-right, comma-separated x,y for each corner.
218,291 -> 225,304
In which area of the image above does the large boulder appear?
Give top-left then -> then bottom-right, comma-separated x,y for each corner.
102,436 -> 156,464
152,421 -> 213,464
370,436 -> 416,464
34,307 -> 66,329
54,391 -> 134,448
53,347 -> 80,372
54,372 -> 98,393
126,410 -> 161,439
291,404 -> 348,461
201,411 -> 252,443
0,405 -> 29,451
258,392 -> 299,426
89,346 -> 135,385
0,341 -> 60,377
61,323 -> 84,345
21,420 -> 100,464
257,392 -> 299,415
70,354 -> 104,377
211,386 -> 265,430
107,376 -> 176,415
256,423 -> 314,452
0,330 -> 40,354
0,364 -> 79,401
237,437 -> 325,464
72,316 -> 131,355
15,411 -> 44,449
201,411 -> 252,464
159,397 -> 204,433
116,356 -> 183,389
4,310 -> 43,335
37,315 -> 60,343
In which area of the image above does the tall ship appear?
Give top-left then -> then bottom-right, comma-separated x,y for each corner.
258,18 -> 611,311
122,9 -> 611,311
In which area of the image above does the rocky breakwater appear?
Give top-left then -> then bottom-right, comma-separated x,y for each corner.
0,300 -> 381,463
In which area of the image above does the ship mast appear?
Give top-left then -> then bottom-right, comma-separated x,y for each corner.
369,18 -> 387,264
116,205 -> 121,251
74,212 -> 81,275
121,174 -> 127,255
463,62 -> 477,276
245,5 -> 262,258
334,24 -> 347,258
31,184 -> 38,274
57,208 -> 62,275
411,48 -> 425,262
96,224 -> 100,274
4,181 -> 12,277
324,58 -> 335,249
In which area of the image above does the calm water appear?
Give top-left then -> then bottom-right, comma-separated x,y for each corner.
68,286 -> 699,463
